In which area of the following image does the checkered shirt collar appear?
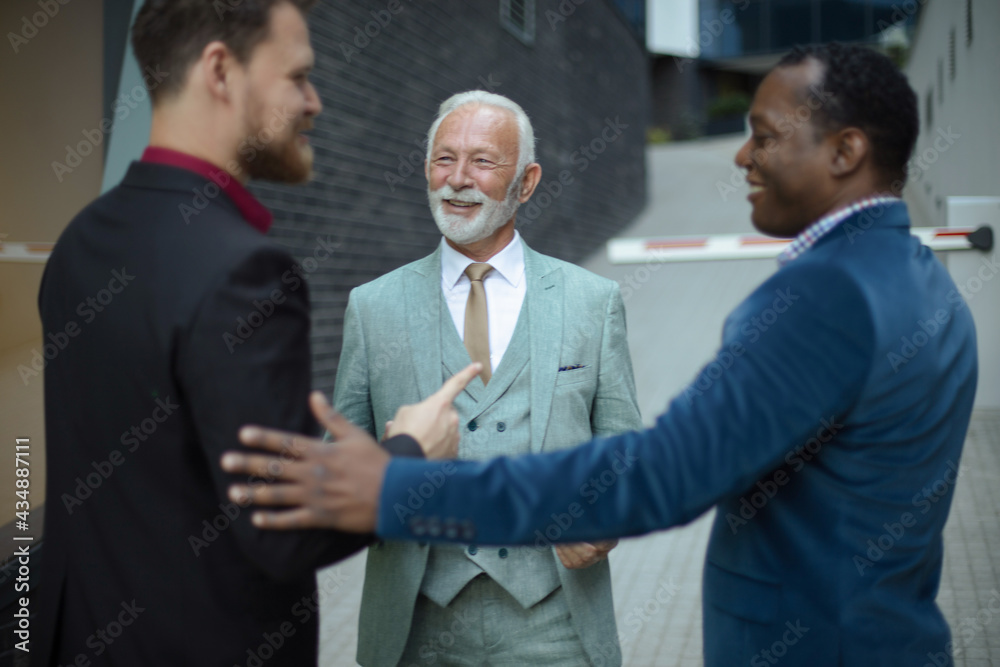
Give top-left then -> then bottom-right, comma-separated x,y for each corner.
776,196 -> 902,267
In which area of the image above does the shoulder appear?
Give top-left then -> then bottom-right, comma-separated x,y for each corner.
354,251 -> 436,292
526,248 -> 619,296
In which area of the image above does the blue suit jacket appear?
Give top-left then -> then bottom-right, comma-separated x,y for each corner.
377,203 -> 978,666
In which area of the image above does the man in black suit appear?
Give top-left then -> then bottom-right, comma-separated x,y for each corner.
36,1 -> 472,664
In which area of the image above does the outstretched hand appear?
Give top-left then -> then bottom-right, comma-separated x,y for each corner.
220,364 -> 480,531
221,391 -> 388,532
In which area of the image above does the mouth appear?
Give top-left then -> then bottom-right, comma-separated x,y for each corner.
747,182 -> 765,200
444,199 -> 482,210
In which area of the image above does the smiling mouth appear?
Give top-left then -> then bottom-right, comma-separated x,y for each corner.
748,183 -> 765,194
445,199 -> 481,208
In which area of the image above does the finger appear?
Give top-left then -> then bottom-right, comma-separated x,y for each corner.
250,507 -> 321,530
432,363 -> 482,404
221,453 -> 310,480
229,482 -> 306,507
238,425 -> 308,457
308,391 -> 336,427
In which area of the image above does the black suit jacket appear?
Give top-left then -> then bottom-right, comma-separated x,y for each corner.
36,161 -> 415,665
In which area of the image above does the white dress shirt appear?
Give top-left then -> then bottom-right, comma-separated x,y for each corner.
440,231 -> 527,373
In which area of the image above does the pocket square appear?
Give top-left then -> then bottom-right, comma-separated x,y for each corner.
558,364 -> 587,372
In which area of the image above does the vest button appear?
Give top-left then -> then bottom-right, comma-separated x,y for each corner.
468,545 -> 478,556
498,548 -> 508,559
468,420 -> 478,431
496,422 -> 506,432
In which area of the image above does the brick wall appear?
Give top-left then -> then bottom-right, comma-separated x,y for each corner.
252,0 -> 649,393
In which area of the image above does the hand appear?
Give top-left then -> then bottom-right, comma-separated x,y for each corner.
385,363 -> 481,459
220,391 -> 388,532
554,540 -> 618,569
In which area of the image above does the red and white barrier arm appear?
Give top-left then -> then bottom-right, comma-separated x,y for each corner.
607,226 -> 994,264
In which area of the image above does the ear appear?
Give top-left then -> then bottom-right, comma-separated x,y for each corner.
829,127 -> 869,178
199,41 -> 238,102
517,163 -> 542,203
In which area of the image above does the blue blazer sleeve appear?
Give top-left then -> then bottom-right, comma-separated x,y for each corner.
377,263 -> 876,545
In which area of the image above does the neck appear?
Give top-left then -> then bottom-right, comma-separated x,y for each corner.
447,220 -> 516,262
808,178 -> 893,226
149,106 -> 246,184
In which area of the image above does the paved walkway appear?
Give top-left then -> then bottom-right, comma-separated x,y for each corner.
317,137 -> 1000,666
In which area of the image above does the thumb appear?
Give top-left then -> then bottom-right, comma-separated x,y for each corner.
309,391 -> 358,441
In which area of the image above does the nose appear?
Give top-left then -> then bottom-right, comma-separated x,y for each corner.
304,81 -> 322,117
446,158 -> 475,190
735,137 -> 753,172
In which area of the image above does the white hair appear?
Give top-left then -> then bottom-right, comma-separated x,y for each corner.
425,91 -> 536,179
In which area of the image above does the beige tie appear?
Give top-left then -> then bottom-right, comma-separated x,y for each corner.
463,263 -> 493,385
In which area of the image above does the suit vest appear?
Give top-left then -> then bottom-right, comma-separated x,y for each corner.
419,295 -> 561,609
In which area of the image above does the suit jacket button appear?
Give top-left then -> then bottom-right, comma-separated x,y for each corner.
498,548 -> 508,558
467,545 -> 478,556
496,422 -> 506,432
468,420 -> 478,431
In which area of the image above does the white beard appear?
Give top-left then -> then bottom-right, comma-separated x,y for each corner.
428,182 -> 521,245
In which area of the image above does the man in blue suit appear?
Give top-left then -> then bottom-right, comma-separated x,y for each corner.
224,44 -> 978,665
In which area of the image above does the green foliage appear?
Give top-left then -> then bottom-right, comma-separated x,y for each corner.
707,93 -> 752,119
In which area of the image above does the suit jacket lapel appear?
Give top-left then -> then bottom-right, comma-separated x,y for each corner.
525,244 -> 562,453
403,248 -> 447,401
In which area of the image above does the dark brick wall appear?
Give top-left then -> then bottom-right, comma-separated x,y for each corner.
251,0 -> 649,394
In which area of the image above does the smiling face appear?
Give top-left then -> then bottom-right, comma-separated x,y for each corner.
735,59 -> 841,237
238,3 -> 322,183
426,104 -> 525,247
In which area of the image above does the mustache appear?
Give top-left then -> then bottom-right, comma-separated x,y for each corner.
429,185 -> 491,204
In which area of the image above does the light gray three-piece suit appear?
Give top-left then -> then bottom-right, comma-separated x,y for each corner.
333,238 -> 642,666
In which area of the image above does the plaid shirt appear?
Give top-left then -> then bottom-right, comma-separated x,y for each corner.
776,196 -> 902,266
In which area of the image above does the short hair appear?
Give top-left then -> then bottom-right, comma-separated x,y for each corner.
425,91 -> 536,179
131,0 -> 318,104
777,42 -> 918,187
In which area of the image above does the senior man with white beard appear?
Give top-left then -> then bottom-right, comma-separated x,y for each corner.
333,91 -> 641,666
